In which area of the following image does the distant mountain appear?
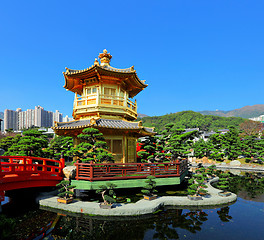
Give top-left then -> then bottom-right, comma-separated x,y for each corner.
138,113 -> 149,119
199,104 -> 264,119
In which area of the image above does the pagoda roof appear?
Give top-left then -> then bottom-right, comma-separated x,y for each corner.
63,63 -> 148,98
53,118 -> 155,135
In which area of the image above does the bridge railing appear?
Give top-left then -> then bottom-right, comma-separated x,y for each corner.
75,159 -> 188,181
0,156 -> 65,177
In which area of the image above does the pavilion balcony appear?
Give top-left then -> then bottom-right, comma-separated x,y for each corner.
73,94 -> 137,119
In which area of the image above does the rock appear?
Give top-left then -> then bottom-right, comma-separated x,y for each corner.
63,166 -> 76,179
202,157 -> 209,164
229,169 -> 241,175
230,160 -> 241,167
221,162 -> 227,165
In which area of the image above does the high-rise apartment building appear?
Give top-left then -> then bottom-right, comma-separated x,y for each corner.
4,106 -> 63,131
63,115 -> 74,122
4,109 -> 20,131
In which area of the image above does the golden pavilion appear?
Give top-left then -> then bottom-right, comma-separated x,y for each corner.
53,49 -> 155,163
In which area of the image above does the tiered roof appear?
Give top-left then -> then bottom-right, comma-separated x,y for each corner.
53,118 -> 155,136
63,49 -> 148,98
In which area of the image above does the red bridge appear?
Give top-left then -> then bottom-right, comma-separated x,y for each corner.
0,156 -> 65,203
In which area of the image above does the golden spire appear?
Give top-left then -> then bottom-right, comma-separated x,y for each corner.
98,49 -> 112,66
94,58 -> 99,66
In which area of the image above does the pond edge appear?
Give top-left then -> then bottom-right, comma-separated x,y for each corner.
39,177 -> 237,217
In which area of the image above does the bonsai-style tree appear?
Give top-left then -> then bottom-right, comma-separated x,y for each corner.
4,129 -> 48,157
195,167 -> 208,179
0,135 -> 21,152
221,126 -> 242,160
96,182 -> 117,205
217,172 -> 230,192
56,180 -> 76,199
67,128 -> 114,163
209,133 -> 225,161
187,172 -> 208,196
166,127 -> 198,160
141,175 -> 158,196
206,165 -> 217,178
44,136 -> 73,160
193,139 -> 213,158
137,136 -> 157,163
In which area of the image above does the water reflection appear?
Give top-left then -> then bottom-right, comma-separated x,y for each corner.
229,172 -> 264,200
217,207 -> 232,222
35,209 -> 210,240
1,171 -> 264,239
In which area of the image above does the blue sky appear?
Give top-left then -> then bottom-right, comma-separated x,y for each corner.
0,0 -> 263,117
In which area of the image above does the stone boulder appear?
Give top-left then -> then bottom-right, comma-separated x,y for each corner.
230,160 -> 241,167
63,166 -> 76,179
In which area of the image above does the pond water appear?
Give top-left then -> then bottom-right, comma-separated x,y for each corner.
1,171 -> 264,240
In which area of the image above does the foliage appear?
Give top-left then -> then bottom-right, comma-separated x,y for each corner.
206,165 -> 217,178
217,172 -> 230,192
239,120 -> 263,137
56,180 -> 75,199
96,182 -> 117,205
3,129 -> 48,157
153,123 -> 198,161
67,128 -> 114,163
137,136 -> 157,163
187,168 -> 208,196
43,136 -> 73,160
192,139 -> 213,158
141,175 -> 158,196
0,135 -> 21,151
221,126 -> 242,160
208,133 -> 225,161
140,111 -> 245,133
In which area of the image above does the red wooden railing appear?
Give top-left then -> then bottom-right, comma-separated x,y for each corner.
0,156 -> 65,200
75,159 -> 188,181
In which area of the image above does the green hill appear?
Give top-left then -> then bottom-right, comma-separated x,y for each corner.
140,111 -> 245,133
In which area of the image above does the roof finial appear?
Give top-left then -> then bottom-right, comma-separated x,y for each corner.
94,58 -> 99,66
98,49 -> 112,66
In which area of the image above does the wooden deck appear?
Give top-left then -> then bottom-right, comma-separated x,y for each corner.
75,160 -> 188,181
72,160 -> 189,190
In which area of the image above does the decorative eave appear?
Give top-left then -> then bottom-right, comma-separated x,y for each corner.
63,65 -> 147,98
52,118 -> 156,136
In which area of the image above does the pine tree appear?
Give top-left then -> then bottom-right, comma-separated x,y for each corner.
193,139 -> 213,158
221,126 -> 242,160
217,172 -> 230,192
42,136 -> 73,160
4,129 -> 48,157
96,182 -> 117,205
141,175 -> 158,196
67,128 -> 114,163
209,133 -> 225,161
56,180 -> 75,199
137,136 -> 157,163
